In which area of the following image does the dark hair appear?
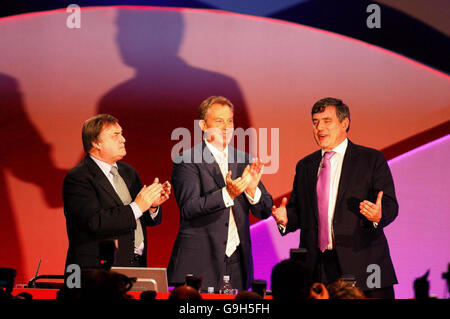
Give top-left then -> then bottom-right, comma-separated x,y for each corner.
327,279 -> 365,299
235,291 -> 263,299
82,114 -> 118,153
311,97 -> 350,132
169,284 -> 202,300
271,259 -> 313,300
79,269 -> 133,299
199,96 -> 234,120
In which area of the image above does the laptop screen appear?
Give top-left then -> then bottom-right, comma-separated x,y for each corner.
110,267 -> 168,292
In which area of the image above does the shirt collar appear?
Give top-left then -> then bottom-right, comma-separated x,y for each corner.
89,154 -> 118,177
321,138 -> 348,157
204,139 -> 228,162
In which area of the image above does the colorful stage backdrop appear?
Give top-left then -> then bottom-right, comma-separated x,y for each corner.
0,6 -> 448,298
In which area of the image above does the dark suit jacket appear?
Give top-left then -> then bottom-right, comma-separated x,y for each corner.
63,155 -> 161,269
284,140 -> 398,290
168,143 -> 273,290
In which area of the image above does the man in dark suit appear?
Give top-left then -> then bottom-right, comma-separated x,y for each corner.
63,114 -> 170,270
272,97 -> 398,298
168,96 -> 273,292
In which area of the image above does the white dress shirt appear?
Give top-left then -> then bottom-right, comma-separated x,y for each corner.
89,155 -> 159,255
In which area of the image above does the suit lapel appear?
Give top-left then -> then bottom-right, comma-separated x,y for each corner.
201,142 -> 225,189
308,150 -> 322,222
335,140 -> 359,217
84,155 -> 123,206
212,168 -> 226,188
227,146 -> 240,181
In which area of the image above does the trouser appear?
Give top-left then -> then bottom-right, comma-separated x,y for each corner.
131,253 -> 145,267
224,245 -> 244,291
314,249 -> 342,286
314,249 -> 395,299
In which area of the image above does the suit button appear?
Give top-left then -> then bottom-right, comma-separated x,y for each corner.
225,222 -> 229,227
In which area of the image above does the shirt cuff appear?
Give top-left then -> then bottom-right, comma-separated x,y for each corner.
130,202 -> 143,220
134,242 -> 144,256
278,223 -> 287,234
222,187 -> 234,207
244,187 -> 261,205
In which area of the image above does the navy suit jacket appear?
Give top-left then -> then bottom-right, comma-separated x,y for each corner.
63,155 -> 161,269
168,143 -> 273,290
284,140 -> 398,290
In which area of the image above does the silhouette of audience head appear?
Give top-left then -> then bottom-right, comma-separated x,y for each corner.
414,270 -> 430,299
0,267 -> 16,300
235,290 -> 263,299
327,278 -> 366,299
79,269 -> 134,299
184,274 -> 203,292
251,279 -> 267,298
140,290 -> 157,300
169,284 -> 202,300
271,258 -> 313,299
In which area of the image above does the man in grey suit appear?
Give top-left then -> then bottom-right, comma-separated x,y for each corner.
168,96 -> 273,292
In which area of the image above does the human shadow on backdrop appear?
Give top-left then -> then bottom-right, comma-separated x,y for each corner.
0,73 -> 67,282
97,9 -> 255,266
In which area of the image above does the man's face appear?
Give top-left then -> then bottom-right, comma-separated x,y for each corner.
200,103 -> 234,150
94,122 -> 126,164
312,106 -> 349,150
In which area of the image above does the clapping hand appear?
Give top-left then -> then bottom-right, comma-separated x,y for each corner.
152,179 -> 171,207
135,178 -> 163,212
225,170 -> 251,200
135,178 -> 171,212
241,157 -> 264,198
